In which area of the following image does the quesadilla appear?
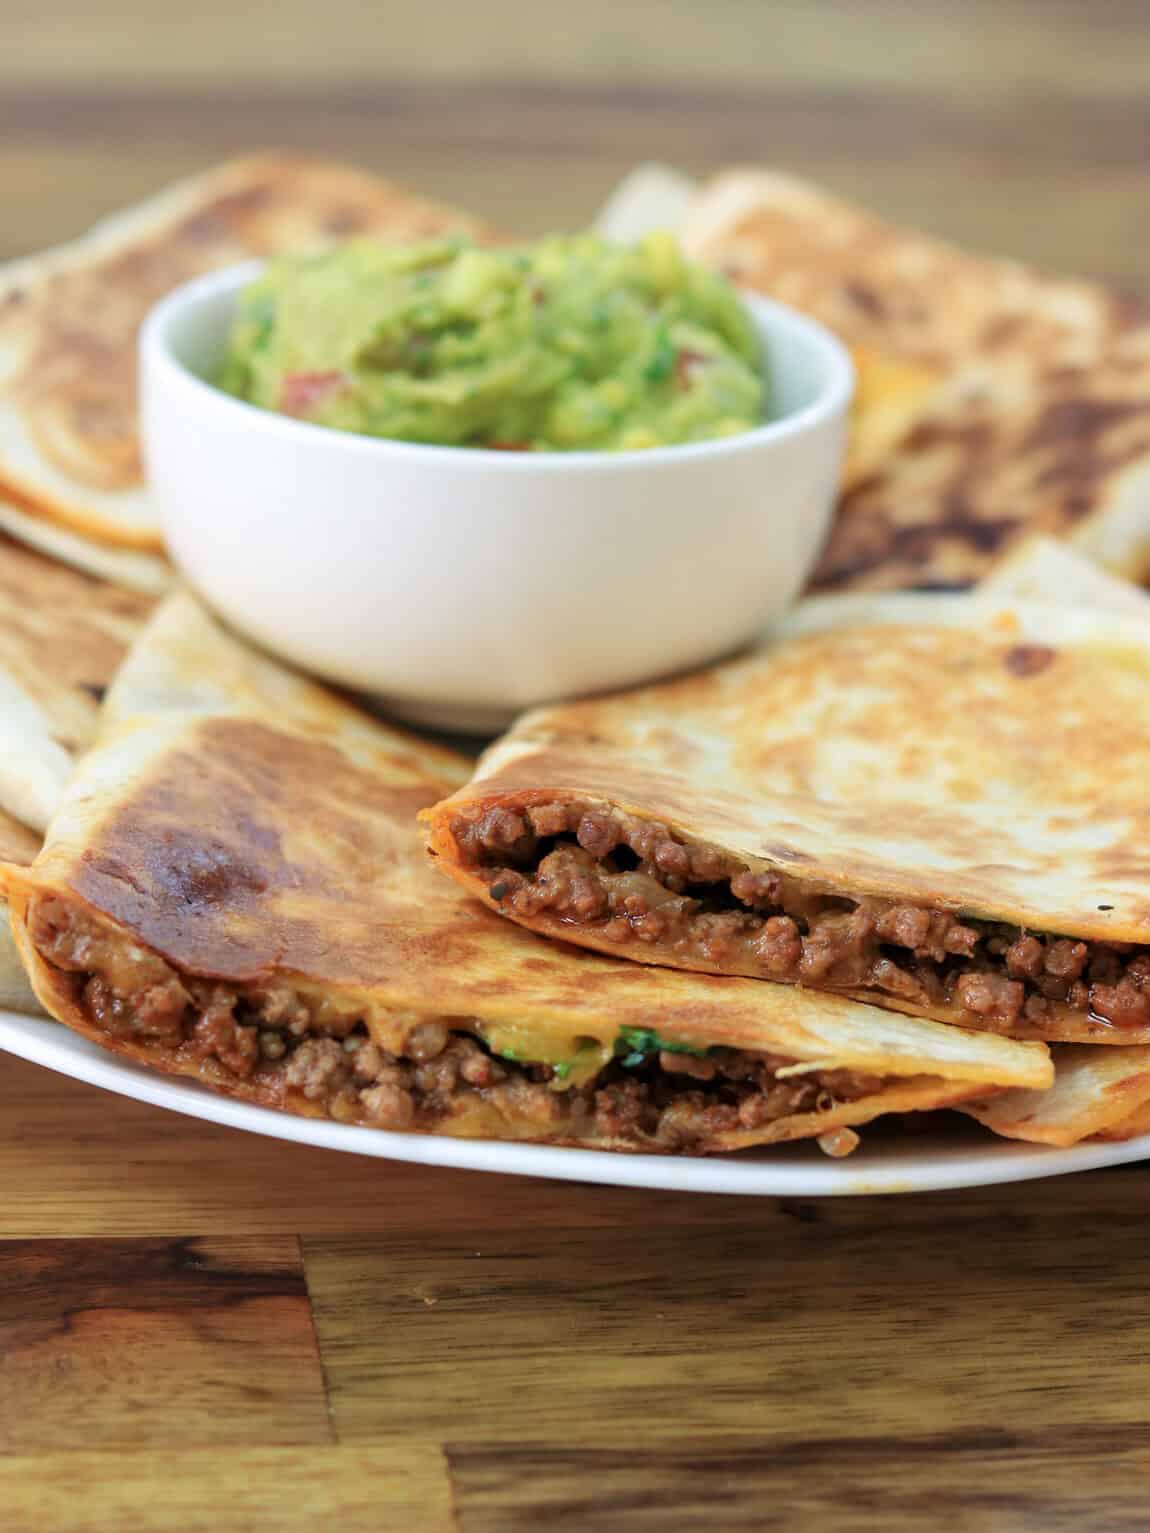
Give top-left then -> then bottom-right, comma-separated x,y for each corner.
0,807 -> 47,1013
982,532 -> 1150,617
681,167 -> 1150,590
681,168 -> 1119,376
949,536 -> 1150,1145
840,346 -> 941,491
0,593 -> 1048,1153
0,494 -> 172,595
427,592 -> 1150,1048
0,154 -> 488,552
0,534 -> 150,1014
0,532 -> 151,831
962,1047 -> 1150,1148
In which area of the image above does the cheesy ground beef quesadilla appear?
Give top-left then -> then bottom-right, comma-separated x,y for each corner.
680,168 -> 1150,590
427,593 -> 1150,1049
947,539 -> 1150,1146
0,594 -> 1049,1154
0,154 -> 488,552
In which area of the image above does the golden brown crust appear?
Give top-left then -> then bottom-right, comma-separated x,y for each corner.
0,592 -> 1050,1154
682,167 -> 1150,590
425,593 -> 1150,1044
0,153 -> 492,548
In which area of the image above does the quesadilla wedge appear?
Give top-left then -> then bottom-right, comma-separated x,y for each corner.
0,493 -> 172,595
0,535 -> 152,1013
681,167 -> 1150,590
961,1047 -> 1150,1148
840,346 -> 941,491
681,168 -> 1120,376
0,154 -> 488,551
0,532 -> 151,831
427,592 -> 1150,1048
0,593 -> 1049,1153
933,538 -> 1150,1146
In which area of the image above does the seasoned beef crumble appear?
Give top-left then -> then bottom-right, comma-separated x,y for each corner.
26,894 -> 887,1152
454,800 -> 1150,1034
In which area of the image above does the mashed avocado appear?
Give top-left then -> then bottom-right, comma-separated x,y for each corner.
218,233 -> 765,451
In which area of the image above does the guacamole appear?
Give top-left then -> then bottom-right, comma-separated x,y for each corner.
217,232 -> 766,451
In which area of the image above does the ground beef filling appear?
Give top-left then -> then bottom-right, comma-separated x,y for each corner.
454,801 -> 1150,1033
25,894 -> 886,1151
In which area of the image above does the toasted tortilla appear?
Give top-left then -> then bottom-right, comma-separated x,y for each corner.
0,593 -> 1048,1153
427,591 -> 1150,1047
0,494 -> 172,594
962,1047 -> 1150,1148
0,807 -> 46,1014
0,533 -> 151,830
840,347 -> 941,490
948,540 -> 1150,1147
0,154 -> 488,551
681,167 -> 1150,590
982,533 -> 1150,616
0,537 -> 150,1014
592,162 -> 698,247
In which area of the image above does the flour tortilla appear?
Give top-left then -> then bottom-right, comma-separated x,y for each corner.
0,154 -> 489,551
0,808 -> 46,1013
982,533 -> 1150,617
0,593 -> 1048,1152
427,591 -> 1150,1045
682,168 -> 1150,590
592,163 -> 698,247
962,1048 -> 1150,1147
955,538 -> 1150,1144
0,495 -> 172,595
0,538 -> 149,1015
0,534 -> 151,831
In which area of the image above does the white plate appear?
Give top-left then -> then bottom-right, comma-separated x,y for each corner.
3,1008 -> 1149,1196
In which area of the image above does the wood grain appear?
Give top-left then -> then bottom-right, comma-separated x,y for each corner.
0,1445 -> 454,1533
303,1182 -> 1150,1446
447,1433 -> 1150,1532
0,1237 -> 330,1453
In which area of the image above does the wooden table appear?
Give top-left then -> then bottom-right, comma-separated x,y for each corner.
5,4 -> 1150,1527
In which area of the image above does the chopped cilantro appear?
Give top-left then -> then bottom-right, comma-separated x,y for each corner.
615,1026 -> 710,1069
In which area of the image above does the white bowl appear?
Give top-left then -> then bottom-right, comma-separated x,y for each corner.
140,261 -> 852,730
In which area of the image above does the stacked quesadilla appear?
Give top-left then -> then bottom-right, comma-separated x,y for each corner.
0,593 -> 1048,1153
